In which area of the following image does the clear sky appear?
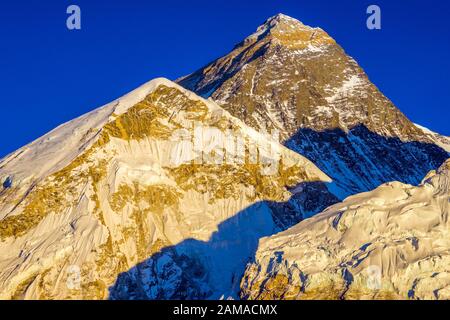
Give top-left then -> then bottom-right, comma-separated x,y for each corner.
0,0 -> 449,157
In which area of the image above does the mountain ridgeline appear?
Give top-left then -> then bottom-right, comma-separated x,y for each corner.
0,79 -> 329,299
179,13 -> 449,198
0,14 -> 449,300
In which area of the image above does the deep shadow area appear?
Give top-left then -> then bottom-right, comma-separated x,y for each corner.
109,201 -> 277,300
286,124 -> 449,198
108,179 -> 338,300
109,124 -> 448,300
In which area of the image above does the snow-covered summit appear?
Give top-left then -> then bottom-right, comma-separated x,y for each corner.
0,77 -> 329,300
0,78 -> 204,184
240,13 -> 333,51
255,13 -> 311,33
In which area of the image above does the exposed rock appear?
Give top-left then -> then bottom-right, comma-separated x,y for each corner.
179,14 -> 449,198
0,78 -> 328,300
2,177 -> 12,189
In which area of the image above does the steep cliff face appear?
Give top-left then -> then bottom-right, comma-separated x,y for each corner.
286,125 -> 448,198
0,78 -> 329,300
179,14 -> 449,198
240,160 -> 450,300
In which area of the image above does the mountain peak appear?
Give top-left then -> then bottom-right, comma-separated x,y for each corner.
0,67 -> 330,299
263,13 -> 306,28
244,13 -> 335,50
177,14 -> 449,199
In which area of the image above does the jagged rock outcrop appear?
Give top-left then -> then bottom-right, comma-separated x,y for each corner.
0,78 -> 329,300
240,160 -> 450,300
179,14 -> 449,198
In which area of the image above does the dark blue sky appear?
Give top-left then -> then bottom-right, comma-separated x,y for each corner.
0,0 -> 449,157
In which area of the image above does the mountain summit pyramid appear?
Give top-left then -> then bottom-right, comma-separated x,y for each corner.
179,14 -> 449,198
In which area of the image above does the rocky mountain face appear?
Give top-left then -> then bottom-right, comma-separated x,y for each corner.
0,13 -> 448,301
0,78 -> 329,299
179,14 -> 449,198
241,159 -> 450,300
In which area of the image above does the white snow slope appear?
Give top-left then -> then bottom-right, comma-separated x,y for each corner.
241,159 -> 450,300
415,123 -> 450,153
0,78 -> 329,300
